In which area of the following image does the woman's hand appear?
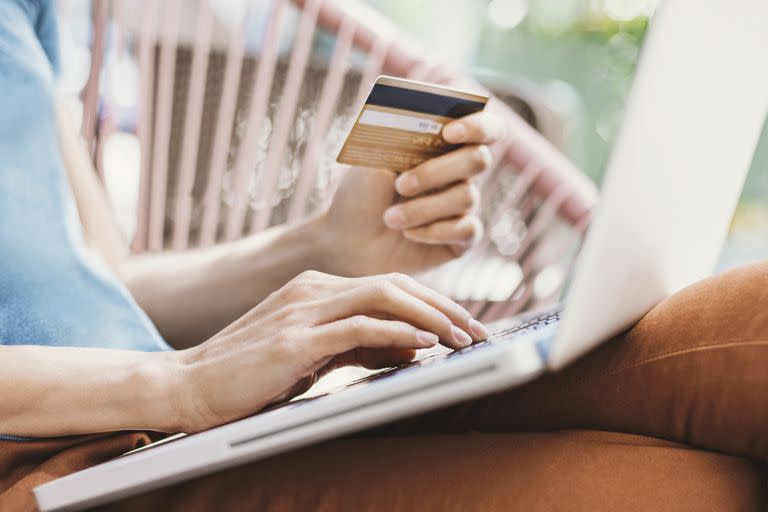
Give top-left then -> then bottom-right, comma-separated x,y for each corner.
173,271 -> 489,433
318,111 -> 505,277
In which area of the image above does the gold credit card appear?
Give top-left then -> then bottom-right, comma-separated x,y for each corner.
336,76 -> 489,172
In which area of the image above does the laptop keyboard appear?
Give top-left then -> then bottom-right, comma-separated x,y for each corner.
265,307 -> 563,412
486,308 -> 562,341
341,307 -> 562,387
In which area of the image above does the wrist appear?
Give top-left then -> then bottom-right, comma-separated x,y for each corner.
297,211 -> 344,276
161,346 -> 234,434
136,350 -> 190,433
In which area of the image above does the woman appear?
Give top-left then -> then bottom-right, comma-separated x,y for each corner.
1,0 -> 498,435
2,1 -> 768,511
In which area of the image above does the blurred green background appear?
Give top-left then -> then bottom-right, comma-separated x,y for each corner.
369,0 -> 768,266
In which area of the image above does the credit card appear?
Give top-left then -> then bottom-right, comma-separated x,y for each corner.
336,76 -> 489,172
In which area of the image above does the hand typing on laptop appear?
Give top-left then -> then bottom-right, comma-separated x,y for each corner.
21,3 -> 768,509
0,74 -> 500,443
167,271 -> 488,433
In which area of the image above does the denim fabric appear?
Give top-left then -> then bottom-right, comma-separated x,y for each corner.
0,0 -> 170,352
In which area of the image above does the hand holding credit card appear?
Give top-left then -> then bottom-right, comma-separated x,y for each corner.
337,76 -> 489,172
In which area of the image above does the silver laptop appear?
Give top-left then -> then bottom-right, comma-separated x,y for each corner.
35,2 -> 768,510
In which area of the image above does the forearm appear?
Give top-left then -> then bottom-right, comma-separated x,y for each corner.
55,92 -> 129,270
121,215 -> 330,349
0,345 -> 182,437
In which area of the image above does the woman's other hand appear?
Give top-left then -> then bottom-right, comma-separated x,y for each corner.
319,111 -> 505,277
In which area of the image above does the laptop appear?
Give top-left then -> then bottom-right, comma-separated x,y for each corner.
35,1 -> 768,510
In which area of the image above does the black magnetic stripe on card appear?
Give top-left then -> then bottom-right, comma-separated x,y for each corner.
365,84 -> 486,119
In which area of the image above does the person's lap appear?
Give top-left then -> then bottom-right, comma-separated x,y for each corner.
381,260 -> 768,462
100,430 -> 764,512
3,261 -> 768,511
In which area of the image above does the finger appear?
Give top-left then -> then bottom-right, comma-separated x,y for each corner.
374,273 -> 488,342
334,347 -> 418,370
442,111 -> 505,145
403,214 -> 482,247
384,182 -> 478,230
394,145 -> 492,196
313,280 -> 470,349
310,317 -> 440,359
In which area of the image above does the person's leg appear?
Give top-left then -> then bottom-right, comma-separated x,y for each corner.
103,431 -> 762,512
4,262 -> 768,510
381,260 -> 768,463
0,432 -> 152,511
2,430 -> 761,512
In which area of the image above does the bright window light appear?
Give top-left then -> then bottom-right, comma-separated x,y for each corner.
602,0 -> 658,21
487,0 -> 528,30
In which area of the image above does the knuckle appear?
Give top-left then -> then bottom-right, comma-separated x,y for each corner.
459,183 -> 475,210
386,272 -> 411,286
468,184 -> 480,207
451,216 -> 482,254
287,270 -> 324,297
372,279 -> 400,301
286,279 -> 311,297
461,227 -> 477,244
452,243 -> 471,257
472,214 -> 484,231
472,145 -> 492,171
345,315 -> 371,337
456,216 -> 473,237
468,215 -> 483,238
459,215 -> 482,243
297,269 -> 323,282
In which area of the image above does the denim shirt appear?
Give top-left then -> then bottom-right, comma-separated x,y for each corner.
0,0 -> 171,354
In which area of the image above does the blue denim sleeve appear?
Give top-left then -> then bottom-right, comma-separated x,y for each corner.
0,0 -> 56,143
34,0 -> 61,74
0,0 -> 170,353
1,0 -> 169,444
0,1 -> 58,75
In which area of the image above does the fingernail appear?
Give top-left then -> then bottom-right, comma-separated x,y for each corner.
395,173 -> 419,195
443,123 -> 467,143
451,325 -> 473,347
416,330 -> 439,347
383,207 -> 406,229
469,319 -> 489,340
